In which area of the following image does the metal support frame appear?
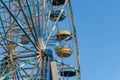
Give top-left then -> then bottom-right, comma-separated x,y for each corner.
50,61 -> 59,80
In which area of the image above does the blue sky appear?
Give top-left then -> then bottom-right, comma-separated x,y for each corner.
71,0 -> 120,80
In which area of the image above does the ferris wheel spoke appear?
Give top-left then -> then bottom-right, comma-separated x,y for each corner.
17,70 -> 24,80
15,53 -> 37,59
0,36 -> 35,53
28,64 -> 37,80
17,0 -> 37,42
20,64 -> 37,79
0,33 -> 8,51
15,71 -> 20,80
0,42 -> 8,53
32,0 -> 39,38
0,52 -> 9,57
16,63 -> 31,80
0,16 -> 6,36
0,15 -> 10,50
0,63 -> 24,80
36,0 -> 41,37
26,0 -> 38,39
41,0 -> 45,27
19,69 -> 30,80
16,58 -> 37,67
0,0 -> 39,51
32,0 -> 37,24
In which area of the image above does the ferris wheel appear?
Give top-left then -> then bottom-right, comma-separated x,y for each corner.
0,0 -> 80,80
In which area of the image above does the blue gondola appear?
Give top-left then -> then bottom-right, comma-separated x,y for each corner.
60,67 -> 76,77
50,10 -> 66,22
52,0 -> 65,6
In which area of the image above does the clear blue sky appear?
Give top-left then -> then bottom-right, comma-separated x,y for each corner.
71,0 -> 120,80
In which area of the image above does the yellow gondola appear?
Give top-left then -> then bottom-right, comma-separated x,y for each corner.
56,30 -> 71,41
55,47 -> 71,57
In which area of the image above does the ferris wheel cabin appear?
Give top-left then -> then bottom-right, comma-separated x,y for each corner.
55,47 -> 72,57
56,30 -> 71,41
60,67 -> 76,77
51,0 -> 65,6
50,10 -> 66,22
